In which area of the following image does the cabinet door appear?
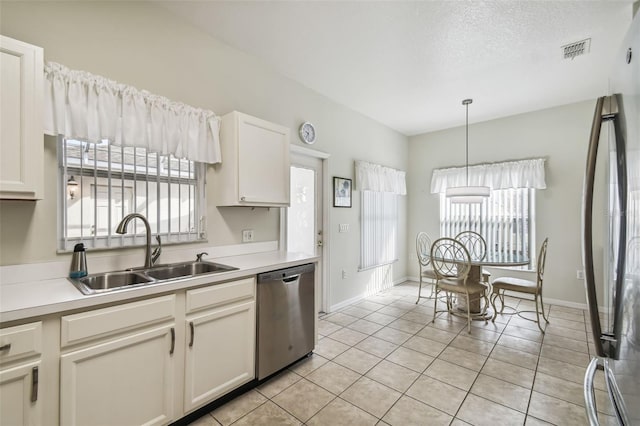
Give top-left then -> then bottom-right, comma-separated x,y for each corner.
237,114 -> 290,205
0,361 -> 41,426
60,325 -> 175,426
0,36 -> 43,200
183,300 -> 255,413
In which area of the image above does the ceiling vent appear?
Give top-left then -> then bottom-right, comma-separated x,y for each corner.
562,38 -> 591,60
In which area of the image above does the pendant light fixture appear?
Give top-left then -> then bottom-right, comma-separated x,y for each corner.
445,99 -> 490,203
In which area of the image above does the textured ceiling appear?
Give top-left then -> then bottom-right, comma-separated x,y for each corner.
158,1 -> 634,135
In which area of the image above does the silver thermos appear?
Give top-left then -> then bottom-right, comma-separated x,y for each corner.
69,243 -> 88,278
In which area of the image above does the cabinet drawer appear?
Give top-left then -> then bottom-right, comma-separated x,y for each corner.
186,278 -> 255,314
61,295 -> 175,348
0,322 -> 42,364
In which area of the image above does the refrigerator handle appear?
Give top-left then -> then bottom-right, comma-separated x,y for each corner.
603,358 -> 631,425
584,357 -> 603,426
610,93 -> 628,360
583,96 -> 606,357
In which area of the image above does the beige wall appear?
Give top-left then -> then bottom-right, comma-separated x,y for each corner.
0,1 -> 409,308
408,100 -> 604,305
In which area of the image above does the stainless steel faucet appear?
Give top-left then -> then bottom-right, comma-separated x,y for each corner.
115,213 -> 159,268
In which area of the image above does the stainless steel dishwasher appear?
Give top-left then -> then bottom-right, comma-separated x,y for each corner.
256,263 -> 315,380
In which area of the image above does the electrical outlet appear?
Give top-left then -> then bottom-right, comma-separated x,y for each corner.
339,224 -> 349,233
242,229 -> 254,243
576,269 -> 584,279
341,269 -> 348,279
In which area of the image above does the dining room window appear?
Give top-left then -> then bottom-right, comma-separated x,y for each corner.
439,188 -> 536,267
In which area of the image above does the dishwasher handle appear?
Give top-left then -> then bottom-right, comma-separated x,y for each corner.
258,263 -> 315,283
282,274 -> 301,283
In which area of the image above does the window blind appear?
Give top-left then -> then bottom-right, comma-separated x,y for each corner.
439,188 -> 535,266
360,191 -> 398,270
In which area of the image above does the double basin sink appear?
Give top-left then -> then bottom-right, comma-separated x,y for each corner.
69,261 -> 238,295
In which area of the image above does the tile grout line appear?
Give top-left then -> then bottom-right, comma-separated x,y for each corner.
521,300 -> 550,426
449,297 -> 512,423
210,283 -> 591,426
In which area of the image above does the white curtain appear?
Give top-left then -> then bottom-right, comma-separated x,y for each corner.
44,62 -> 222,164
430,158 -> 546,193
356,160 -> 407,195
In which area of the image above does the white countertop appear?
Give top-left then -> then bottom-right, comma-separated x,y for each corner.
1,251 -> 318,323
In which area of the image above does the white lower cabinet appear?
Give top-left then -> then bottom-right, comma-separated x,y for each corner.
184,300 -> 255,412
59,296 -> 176,426
60,325 -> 176,426
5,278 -> 258,425
0,321 -> 44,426
0,360 -> 42,426
183,277 -> 256,414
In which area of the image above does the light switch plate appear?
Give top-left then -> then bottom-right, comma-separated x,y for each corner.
339,224 -> 349,233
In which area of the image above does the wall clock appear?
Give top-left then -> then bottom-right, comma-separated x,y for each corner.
299,121 -> 316,145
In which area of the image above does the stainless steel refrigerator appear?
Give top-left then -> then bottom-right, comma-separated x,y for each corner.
582,11 -> 640,426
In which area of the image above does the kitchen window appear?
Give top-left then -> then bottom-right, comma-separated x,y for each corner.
59,137 -> 206,251
439,188 -> 536,267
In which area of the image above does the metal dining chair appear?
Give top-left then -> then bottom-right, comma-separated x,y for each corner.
415,232 -> 437,303
490,238 -> 549,332
430,237 -> 489,333
456,230 -> 491,285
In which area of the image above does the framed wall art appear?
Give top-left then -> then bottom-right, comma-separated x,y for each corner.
333,177 -> 352,208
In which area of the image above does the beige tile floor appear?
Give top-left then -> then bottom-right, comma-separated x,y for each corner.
190,281 -> 616,426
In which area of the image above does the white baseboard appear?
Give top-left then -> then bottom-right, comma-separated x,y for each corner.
404,278 -> 603,312
329,294 -> 366,312
541,297 -> 586,311
328,275 -> 409,313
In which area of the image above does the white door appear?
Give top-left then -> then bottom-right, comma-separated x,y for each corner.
287,153 -> 326,313
60,325 -> 175,426
0,361 -> 42,426
183,300 -> 255,413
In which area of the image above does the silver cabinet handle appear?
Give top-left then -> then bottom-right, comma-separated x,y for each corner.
0,343 -> 11,352
31,366 -> 39,402
169,328 -> 175,355
584,357 -> 602,426
189,322 -> 195,348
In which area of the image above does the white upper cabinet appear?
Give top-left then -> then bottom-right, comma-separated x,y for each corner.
0,36 -> 43,200
213,111 -> 290,207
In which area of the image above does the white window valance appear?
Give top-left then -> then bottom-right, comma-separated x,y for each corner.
356,160 -> 407,195
430,158 -> 546,194
44,62 -> 221,164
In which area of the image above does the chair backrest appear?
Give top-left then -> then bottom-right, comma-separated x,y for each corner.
430,237 -> 471,281
536,238 -> 549,290
416,232 -> 432,268
455,231 -> 487,261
